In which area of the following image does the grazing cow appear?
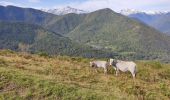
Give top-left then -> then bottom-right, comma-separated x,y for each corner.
109,59 -> 137,78
90,61 -> 109,74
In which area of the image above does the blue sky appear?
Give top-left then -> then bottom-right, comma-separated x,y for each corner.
0,0 -> 170,12
0,0 -> 85,8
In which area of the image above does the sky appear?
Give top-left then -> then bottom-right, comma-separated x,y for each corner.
0,0 -> 170,12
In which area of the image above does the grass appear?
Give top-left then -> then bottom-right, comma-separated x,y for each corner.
0,50 -> 170,100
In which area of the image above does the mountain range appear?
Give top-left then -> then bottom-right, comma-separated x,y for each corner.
120,9 -> 169,15
128,12 -> 170,35
41,6 -> 88,15
40,7 -> 170,35
0,5 -> 170,61
120,9 -> 170,35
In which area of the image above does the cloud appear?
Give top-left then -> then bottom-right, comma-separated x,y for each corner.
0,1 -> 26,7
0,1 -> 15,6
28,0 -> 41,3
56,0 -> 170,12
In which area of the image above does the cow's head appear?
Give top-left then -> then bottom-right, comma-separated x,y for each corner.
109,58 -> 117,70
90,61 -> 96,68
109,58 -> 114,66
90,61 -> 93,67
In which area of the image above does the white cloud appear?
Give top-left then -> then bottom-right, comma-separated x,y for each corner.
28,0 -> 41,3
0,1 -> 26,7
0,1 -> 15,6
56,0 -> 170,12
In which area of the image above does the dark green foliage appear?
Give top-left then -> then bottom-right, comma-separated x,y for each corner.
0,5 -> 84,35
0,21 -> 39,51
37,52 -> 49,57
67,9 -> 170,52
44,13 -> 86,35
0,21 -> 117,58
66,9 -> 170,61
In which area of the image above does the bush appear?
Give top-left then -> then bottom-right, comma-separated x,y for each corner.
37,52 -> 49,57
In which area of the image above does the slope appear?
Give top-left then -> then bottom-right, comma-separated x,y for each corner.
0,5 -> 57,25
129,13 -> 170,35
0,50 -> 170,99
0,21 -> 115,58
67,8 -> 170,60
0,5 -> 85,35
44,13 -> 86,35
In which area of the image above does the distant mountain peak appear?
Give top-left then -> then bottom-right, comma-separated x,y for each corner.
98,8 -> 113,12
41,6 -> 88,15
91,8 -> 116,15
120,9 -> 144,15
120,9 -> 169,15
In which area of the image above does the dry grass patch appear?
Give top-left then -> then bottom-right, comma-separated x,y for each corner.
0,50 -> 170,99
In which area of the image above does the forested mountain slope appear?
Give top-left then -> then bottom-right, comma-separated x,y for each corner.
0,6 -> 170,61
67,9 -> 170,61
0,21 -> 115,58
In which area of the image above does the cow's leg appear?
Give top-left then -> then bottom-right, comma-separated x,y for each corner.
104,67 -> 107,75
130,70 -> 136,78
95,68 -> 98,73
116,69 -> 119,76
132,73 -> 135,78
92,64 -> 98,73
130,67 -> 136,78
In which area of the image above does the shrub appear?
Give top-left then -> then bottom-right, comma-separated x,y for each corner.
37,52 -> 49,57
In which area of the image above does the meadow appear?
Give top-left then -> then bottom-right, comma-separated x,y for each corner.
0,50 -> 170,100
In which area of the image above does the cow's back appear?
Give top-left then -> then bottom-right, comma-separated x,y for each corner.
94,61 -> 107,68
116,61 -> 136,72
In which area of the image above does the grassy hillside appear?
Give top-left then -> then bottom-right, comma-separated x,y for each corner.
67,9 -> 170,61
0,21 -> 117,58
0,50 -> 170,99
67,9 -> 170,52
44,13 -> 86,35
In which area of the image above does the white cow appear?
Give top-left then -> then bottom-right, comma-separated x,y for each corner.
90,61 -> 109,74
109,59 -> 137,78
